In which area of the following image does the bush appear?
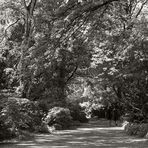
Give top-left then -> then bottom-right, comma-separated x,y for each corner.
68,103 -> 88,123
0,120 -> 14,141
17,99 -> 43,131
146,132 -> 148,138
123,113 -> 145,123
0,97 -> 43,139
124,122 -> 148,137
137,124 -> 148,137
44,107 -> 72,130
0,98 -> 16,141
0,98 -> 29,134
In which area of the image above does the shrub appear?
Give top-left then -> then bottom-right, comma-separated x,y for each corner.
137,124 -> 148,137
0,120 -> 14,141
68,103 -> 88,123
124,122 -> 148,137
0,98 -> 16,141
33,123 -> 51,133
17,99 -> 43,131
44,107 -> 72,130
123,113 -> 145,123
146,132 -> 148,139
0,98 -> 29,132
0,97 -> 43,138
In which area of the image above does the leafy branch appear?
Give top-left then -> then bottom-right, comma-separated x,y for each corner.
0,18 -> 20,44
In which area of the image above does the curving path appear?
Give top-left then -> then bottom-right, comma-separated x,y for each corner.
1,119 -> 148,148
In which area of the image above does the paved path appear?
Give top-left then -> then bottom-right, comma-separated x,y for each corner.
1,119 -> 148,148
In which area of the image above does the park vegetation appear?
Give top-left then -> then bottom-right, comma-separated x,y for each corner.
0,0 -> 148,140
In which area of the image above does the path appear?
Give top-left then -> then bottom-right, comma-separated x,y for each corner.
0,119 -> 148,148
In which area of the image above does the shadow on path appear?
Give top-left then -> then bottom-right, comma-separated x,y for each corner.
1,119 -> 148,148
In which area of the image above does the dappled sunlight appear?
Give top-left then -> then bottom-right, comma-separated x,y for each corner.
76,127 -> 124,131
27,146 -> 69,148
16,143 -> 37,146
128,139 -> 148,142
67,141 -> 85,144
1,119 -> 148,148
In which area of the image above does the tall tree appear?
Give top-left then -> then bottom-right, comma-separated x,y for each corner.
18,0 -> 37,97
1,0 -> 148,107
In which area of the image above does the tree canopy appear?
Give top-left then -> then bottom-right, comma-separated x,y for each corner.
0,0 -> 148,120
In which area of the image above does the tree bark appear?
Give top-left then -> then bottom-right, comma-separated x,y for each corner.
18,0 -> 37,97
57,49 -> 67,105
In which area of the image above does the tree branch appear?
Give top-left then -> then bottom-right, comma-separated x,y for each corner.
29,0 -> 37,15
66,65 -> 78,83
57,0 -> 118,18
135,0 -> 148,18
86,0 -> 118,13
0,18 -> 20,43
22,0 -> 37,15
22,0 -> 28,11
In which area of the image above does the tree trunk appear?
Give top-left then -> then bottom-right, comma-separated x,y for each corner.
18,0 -> 37,97
56,49 -> 67,105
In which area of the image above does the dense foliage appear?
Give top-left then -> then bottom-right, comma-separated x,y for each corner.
0,0 -> 148,140
124,122 -> 148,137
68,102 -> 88,123
43,107 -> 72,130
0,94 -> 44,139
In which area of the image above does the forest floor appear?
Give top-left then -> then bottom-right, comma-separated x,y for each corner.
0,119 -> 148,148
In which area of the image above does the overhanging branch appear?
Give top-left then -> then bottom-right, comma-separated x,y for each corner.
135,0 -> 148,18
66,65 -> 78,83
57,0 -> 118,19
0,18 -> 20,43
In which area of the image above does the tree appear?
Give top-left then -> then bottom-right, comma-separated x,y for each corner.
1,0 -> 148,107
88,1 -> 148,121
